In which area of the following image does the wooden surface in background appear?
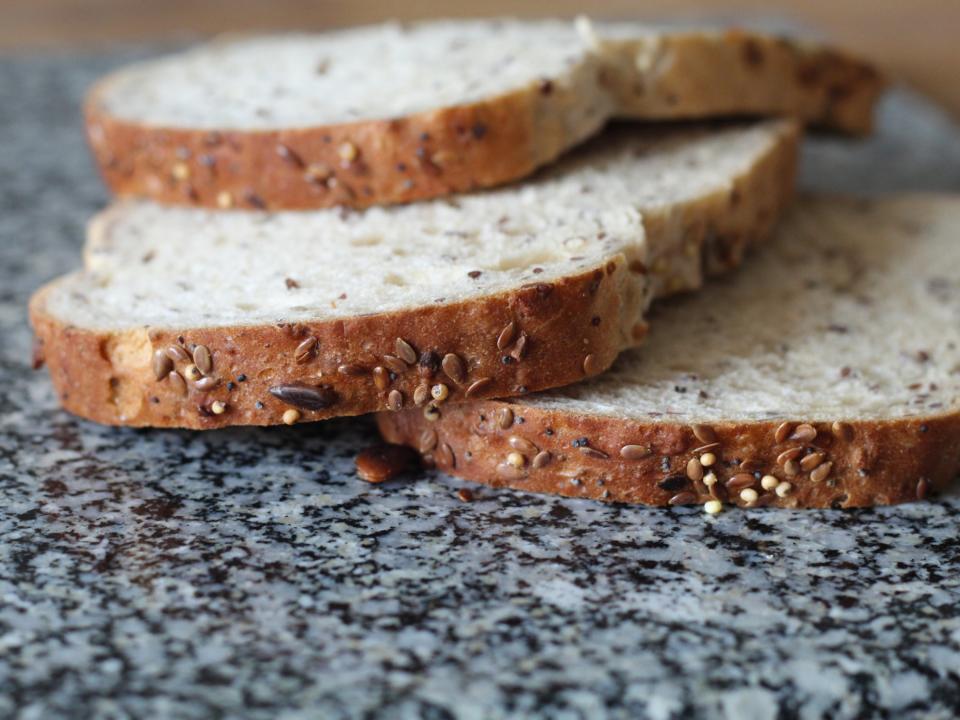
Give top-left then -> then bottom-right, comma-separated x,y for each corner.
4,0 -> 959,118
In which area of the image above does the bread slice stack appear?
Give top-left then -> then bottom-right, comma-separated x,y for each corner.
34,17 -> 958,509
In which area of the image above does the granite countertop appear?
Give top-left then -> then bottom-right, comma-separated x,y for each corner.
2,51 -> 960,719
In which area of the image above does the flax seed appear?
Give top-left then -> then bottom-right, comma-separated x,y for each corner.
810,462 -> 832,483
726,473 -> 756,491
774,422 -> 794,443
192,345 -> 213,375
579,446 -> 608,460
418,428 -> 438,453
387,389 -> 403,411
669,492 -> 698,506
784,459 -> 800,477
372,366 -> 390,391
152,350 -> 173,381
294,337 -> 318,364
395,338 -> 417,365
413,383 -> 431,406
338,364 -> 365,376
686,458 -> 704,481
441,353 -> 466,383
532,451 -> 552,469
194,376 -> 219,391
790,424 -> 817,442
509,437 -> 537,454
777,447 -> 803,465
167,371 -> 186,395
165,345 -> 190,363
800,452 -> 826,472
620,444 -> 652,461
496,407 -> 514,430
497,321 -> 517,350
691,424 -> 717,444
465,378 -> 492,398
582,354 -> 601,375
381,354 -> 408,374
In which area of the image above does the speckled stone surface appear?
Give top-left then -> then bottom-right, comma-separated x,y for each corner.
2,51 -> 960,719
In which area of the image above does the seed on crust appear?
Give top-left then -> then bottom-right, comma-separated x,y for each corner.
832,421 -> 854,441
620,444 -> 652,461
165,345 -> 190,363
726,473 -> 756,491
381,354 -> 408,374
775,481 -> 792,498
496,407 -> 514,430
465,378 -> 492,398
413,383 -> 431,406
496,462 -> 524,480
669,492 -> 698,506
210,400 -> 227,415
216,191 -> 233,209
192,345 -> 213,375
686,458 -> 704,482
338,141 -> 358,162
739,458 -> 764,473
418,351 -> 441,378
152,350 -> 173,380
532,451 -> 552,469
386,389 -> 403,411
777,447 -> 803,465
761,475 -> 779,491
691,424 -> 717,444
184,364 -> 201,381
167,371 -> 186,395
810,461 -> 832,483
269,382 -> 338,410
497,321 -> 517,350
372,366 -> 390,391
582,354 -> 602,375
704,499 -> 723,515
579,446 -> 608,460
431,384 -> 449,403
800,452 -> 826,472
916,477 -> 929,500
423,405 -> 440,421
774,422 -> 794,443
693,442 -> 721,454
790,424 -> 817,442
784,459 -> 800,477
658,475 -> 688,492
441,353 -> 466,384
703,472 -> 718,487
510,333 -> 529,361
506,452 -> 526,468
282,409 -> 301,425
700,452 -> 717,467
740,488 -> 759,504
294,337 -> 318,364
338,363 -> 366,376
418,428 -> 438,453
194,376 -> 219,391
395,338 -> 417,365
436,442 -> 455,468
508,436 -> 537,454
356,444 -> 417,484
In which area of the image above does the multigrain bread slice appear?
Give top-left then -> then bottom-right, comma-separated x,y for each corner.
31,120 -> 798,429
84,18 -> 880,211
377,196 -> 960,509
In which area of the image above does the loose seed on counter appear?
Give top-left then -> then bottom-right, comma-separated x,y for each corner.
704,499 -> 723,515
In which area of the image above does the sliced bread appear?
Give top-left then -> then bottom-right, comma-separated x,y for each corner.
31,120 -> 798,429
377,196 -> 960,509
84,18 -> 879,210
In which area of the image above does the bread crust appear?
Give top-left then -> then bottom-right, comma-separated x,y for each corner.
83,28 -> 880,211
31,119 -> 799,429
376,401 -> 960,509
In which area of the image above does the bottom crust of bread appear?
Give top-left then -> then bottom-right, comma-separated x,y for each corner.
376,401 -> 960,509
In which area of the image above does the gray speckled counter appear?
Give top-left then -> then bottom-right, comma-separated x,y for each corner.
2,51 -> 960,720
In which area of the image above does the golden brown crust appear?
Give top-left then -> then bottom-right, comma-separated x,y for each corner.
611,31 -> 886,136
29,261 -> 631,429
376,401 -> 960,509
83,30 -> 879,211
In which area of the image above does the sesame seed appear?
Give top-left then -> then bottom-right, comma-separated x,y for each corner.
431,383 -> 449,403
532,451 -> 552,469
282,409 -> 301,425
620,444 -> 652,461
413,384 -> 431,406
152,350 -> 173,381
508,436 -> 538,454
691,424 -> 717,444
774,422 -> 794,443
497,321 -> 517,350
761,475 -> 779,491
700,452 -> 717,467
294,337 -> 318,364
810,461 -> 832,483
704,500 -> 723,515
210,401 -> 227,415
387,390 -> 403,411
740,488 -> 759,504
395,338 -> 417,365
775,481 -> 792,497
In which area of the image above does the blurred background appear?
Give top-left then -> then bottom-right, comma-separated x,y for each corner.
3,0 -> 958,119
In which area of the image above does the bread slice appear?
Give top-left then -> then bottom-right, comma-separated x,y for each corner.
377,195 -> 960,509
31,119 -> 798,429
84,18 -> 879,211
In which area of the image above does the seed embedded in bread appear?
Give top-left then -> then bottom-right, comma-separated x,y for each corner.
441,353 -> 466,384
210,400 -> 227,414
194,376 -> 218,391
508,436 -> 537,455
810,461 -> 832,483
192,344 -> 213,375
395,338 -> 417,365
387,389 -> 403,411
532,450 -> 552,468
465,378 -> 492,398
152,350 -> 173,380
282,408 -> 301,425
294,337 -> 318,364
496,407 -> 514,430
620,444 -> 652,460
381,355 -> 408,374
